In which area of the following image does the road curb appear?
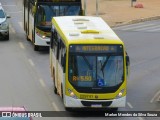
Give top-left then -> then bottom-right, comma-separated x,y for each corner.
111,15 -> 160,28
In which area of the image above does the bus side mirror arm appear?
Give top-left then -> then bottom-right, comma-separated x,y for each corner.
126,56 -> 130,66
126,55 -> 130,77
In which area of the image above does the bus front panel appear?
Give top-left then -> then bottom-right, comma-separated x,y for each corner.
65,44 -> 127,108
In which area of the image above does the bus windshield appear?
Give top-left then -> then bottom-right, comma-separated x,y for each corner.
36,4 -> 80,30
68,45 -> 124,93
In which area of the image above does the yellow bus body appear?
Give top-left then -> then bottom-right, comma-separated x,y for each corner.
50,16 -> 129,110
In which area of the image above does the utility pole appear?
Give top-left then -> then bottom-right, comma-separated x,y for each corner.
131,0 -> 137,7
84,0 -> 99,16
84,0 -> 87,15
96,0 -> 99,16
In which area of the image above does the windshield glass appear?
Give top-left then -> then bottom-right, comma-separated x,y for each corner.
0,10 -> 5,18
36,4 -> 80,30
68,45 -> 124,93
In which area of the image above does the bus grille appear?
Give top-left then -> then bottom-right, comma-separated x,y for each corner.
81,101 -> 112,107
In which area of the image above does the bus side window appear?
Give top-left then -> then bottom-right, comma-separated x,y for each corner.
51,31 -> 58,56
61,43 -> 66,73
58,40 -> 61,62
56,36 -> 61,60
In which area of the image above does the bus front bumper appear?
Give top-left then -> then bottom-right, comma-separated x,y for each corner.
64,95 -> 126,108
35,33 -> 50,46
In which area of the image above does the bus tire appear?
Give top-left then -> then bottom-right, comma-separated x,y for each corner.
61,84 -> 63,99
111,108 -> 118,111
53,80 -> 57,94
65,107 -> 73,112
53,70 -> 57,94
26,23 -> 29,41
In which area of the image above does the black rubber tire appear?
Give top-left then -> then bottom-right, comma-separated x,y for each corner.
26,24 -> 30,41
61,84 -> 63,99
5,32 -> 9,40
34,45 -> 39,51
65,107 -> 73,112
53,71 -> 57,94
111,108 -> 118,111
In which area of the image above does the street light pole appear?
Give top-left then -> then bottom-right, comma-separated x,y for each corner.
84,0 -> 87,15
131,0 -> 137,7
96,0 -> 99,16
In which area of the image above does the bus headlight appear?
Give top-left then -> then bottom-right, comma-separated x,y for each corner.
68,89 -> 78,99
116,89 -> 125,99
36,32 -> 48,39
42,35 -> 46,39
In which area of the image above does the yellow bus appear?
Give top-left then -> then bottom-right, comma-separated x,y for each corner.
50,16 -> 130,111
23,0 -> 83,51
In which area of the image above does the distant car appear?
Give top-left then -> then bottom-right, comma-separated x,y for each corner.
0,107 -> 32,120
0,3 -> 10,40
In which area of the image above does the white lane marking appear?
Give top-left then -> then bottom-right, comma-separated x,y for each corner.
150,90 -> 160,103
52,102 -> 60,111
114,22 -> 144,29
148,27 -> 160,32
135,25 -> 160,31
18,22 -> 23,29
122,24 -> 155,31
127,102 -> 133,109
28,59 -> 35,67
10,24 -> 16,34
18,42 -> 25,49
138,117 -> 144,120
39,79 -> 46,88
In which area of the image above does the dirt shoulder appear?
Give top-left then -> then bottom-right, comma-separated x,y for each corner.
85,0 -> 160,27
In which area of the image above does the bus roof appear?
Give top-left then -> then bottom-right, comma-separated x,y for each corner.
52,16 -> 123,45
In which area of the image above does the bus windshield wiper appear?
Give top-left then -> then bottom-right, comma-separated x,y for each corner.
101,56 -> 110,71
82,56 -> 92,70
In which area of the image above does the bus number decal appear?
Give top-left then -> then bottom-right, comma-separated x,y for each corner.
72,76 -> 92,81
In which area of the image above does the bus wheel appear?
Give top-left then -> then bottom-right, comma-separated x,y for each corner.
111,108 -> 118,111
53,72 -> 57,94
61,84 -> 63,99
65,107 -> 73,112
26,23 -> 29,41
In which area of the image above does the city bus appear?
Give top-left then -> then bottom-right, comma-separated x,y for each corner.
50,16 -> 130,111
23,0 -> 83,51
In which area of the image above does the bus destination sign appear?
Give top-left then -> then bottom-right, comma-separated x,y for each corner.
69,45 -> 123,53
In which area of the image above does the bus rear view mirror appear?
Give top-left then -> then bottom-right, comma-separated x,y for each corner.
32,6 -> 36,14
126,56 -> 130,66
7,15 -> 11,18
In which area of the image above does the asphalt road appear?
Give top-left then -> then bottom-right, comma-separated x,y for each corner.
0,0 -> 159,120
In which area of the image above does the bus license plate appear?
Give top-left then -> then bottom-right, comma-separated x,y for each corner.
91,104 -> 102,108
